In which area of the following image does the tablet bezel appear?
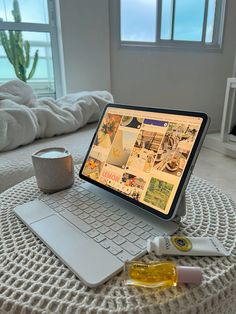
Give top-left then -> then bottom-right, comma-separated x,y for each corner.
79,104 -> 209,220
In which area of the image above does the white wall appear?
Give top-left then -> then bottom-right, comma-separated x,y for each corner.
59,0 -> 110,93
109,0 -> 236,131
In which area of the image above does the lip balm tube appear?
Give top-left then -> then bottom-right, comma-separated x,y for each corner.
147,235 -> 230,256
124,261 -> 203,288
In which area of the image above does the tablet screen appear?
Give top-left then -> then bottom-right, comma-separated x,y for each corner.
80,105 -> 206,218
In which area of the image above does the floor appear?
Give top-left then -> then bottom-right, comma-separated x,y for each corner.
194,147 -> 236,203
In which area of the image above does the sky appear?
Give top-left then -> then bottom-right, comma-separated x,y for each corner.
0,0 -> 48,24
121,0 -> 215,42
0,0 -> 52,80
0,0 -> 215,43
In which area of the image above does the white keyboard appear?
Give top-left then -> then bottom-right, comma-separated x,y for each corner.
40,182 -> 161,262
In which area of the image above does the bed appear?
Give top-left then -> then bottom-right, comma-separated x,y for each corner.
0,122 -> 97,193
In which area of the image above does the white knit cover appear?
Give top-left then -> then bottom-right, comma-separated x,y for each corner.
0,167 -> 236,314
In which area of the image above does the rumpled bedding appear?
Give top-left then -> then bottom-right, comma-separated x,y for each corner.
0,80 -> 113,152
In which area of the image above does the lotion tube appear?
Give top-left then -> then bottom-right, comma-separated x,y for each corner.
147,235 -> 230,256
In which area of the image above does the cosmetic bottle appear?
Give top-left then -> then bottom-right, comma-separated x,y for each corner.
124,261 -> 202,288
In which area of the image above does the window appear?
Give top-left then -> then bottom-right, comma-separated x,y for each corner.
120,0 -> 226,49
0,0 -> 64,98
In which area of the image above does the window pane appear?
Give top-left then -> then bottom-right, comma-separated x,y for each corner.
205,0 -> 216,43
0,0 -> 48,24
0,31 -> 55,95
161,0 -> 173,40
121,0 -> 156,42
174,0 -> 205,41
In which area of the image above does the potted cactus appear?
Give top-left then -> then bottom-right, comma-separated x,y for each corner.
0,0 -> 39,82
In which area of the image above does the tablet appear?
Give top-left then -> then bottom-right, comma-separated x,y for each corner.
79,104 -> 210,220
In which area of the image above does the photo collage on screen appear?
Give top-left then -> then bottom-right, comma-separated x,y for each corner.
82,108 -> 202,214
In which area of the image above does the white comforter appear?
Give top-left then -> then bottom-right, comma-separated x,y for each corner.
0,80 -> 113,152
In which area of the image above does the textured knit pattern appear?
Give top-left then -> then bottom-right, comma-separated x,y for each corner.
0,167 -> 236,314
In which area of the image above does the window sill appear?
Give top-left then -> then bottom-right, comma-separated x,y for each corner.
120,41 -> 222,52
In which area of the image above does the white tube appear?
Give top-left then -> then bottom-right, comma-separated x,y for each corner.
147,235 -> 230,256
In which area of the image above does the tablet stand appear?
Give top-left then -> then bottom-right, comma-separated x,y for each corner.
172,193 -> 186,223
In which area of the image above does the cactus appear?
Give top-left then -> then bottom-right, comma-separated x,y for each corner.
0,0 -> 39,82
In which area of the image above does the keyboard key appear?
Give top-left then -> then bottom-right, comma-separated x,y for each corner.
79,204 -> 89,210
109,206 -> 119,212
124,222 -> 135,231
86,200 -> 95,205
108,245 -> 123,255
110,214 -> 119,221
85,217 -> 95,224
60,210 -> 92,233
105,230 -> 117,240
79,213 -> 89,220
126,233 -> 139,243
98,200 -> 106,205
111,224 -> 122,232
131,217 -> 142,225
92,221 -> 102,229
144,225 -> 152,232
123,213 -> 134,221
97,226 -> 110,234
113,236 -> 125,245
100,240 -> 112,249
87,229 -> 99,238
59,199 -> 68,204
69,190 -> 78,195
62,202 -> 73,209
94,234 -> 106,243
92,196 -> 100,201
50,202 -> 60,209
91,203 -> 101,209
84,207 -> 93,214
96,206 -> 105,213
117,218 -> 127,225
91,211 -> 100,218
64,195 -> 71,200
141,232 -> 151,240
104,219 -> 114,227
118,228 -> 130,237
115,209 -> 126,216
121,242 -> 140,256
73,209 -> 83,216
103,210 -> 112,217
135,238 -> 147,249
80,196 -> 89,202
117,251 -> 133,263
81,190 -> 90,196
68,205 -> 77,212
73,200 -> 83,206
133,227 -> 144,236
74,187 -> 83,193
138,221 -> 147,228
97,215 -> 106,222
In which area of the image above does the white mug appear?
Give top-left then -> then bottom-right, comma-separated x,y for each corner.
32,147 -> 74,193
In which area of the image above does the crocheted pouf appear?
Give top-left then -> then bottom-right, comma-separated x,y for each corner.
0,166 -> 235,314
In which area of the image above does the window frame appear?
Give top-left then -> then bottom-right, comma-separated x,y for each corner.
0,0 -> 65,98
119,0 -> 226,50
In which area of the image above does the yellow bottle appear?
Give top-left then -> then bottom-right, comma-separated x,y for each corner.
124,261 -> 202,288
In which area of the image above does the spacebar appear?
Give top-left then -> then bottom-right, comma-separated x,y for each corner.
60,210 -> 92,233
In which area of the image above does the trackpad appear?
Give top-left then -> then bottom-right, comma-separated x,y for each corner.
31,214 -> 123,287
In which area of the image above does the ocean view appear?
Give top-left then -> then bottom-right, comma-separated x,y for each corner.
0,57 -> 54,81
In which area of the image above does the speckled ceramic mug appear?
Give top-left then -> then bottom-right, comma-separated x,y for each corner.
32,147 -> 74,193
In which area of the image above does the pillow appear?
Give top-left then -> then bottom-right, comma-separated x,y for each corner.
0,80 -> 36,105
